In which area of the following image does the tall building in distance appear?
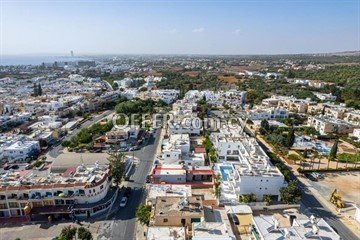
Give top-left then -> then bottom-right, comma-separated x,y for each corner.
70,50 -> 74,57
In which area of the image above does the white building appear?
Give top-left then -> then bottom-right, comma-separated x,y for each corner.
3,141 -> 40,162
247,107 -> 289,121
252,212 -> 340,240
313,92 -> 337,101
161,134 -> 205,166
308,116 -> 355,135
0,163 -> 115,219
345,110 -> 360,126
147,227 -> 186,240
192,222 -> 235,240
212,126 -> 286,203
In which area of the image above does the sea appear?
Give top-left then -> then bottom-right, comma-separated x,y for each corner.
0,55 -> 89,66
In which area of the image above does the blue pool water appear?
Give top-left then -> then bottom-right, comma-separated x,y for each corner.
219,165 -> 233,181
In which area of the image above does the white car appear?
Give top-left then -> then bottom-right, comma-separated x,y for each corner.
120,197 -> 128,207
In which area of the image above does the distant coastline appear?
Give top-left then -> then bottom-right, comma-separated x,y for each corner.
0,55 -> 88,66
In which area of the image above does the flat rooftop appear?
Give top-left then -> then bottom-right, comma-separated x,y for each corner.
192,222 -> 233,240
0,163 -> 109,191
147,227 -> 185,240
154,196 -> 204,218
147,184 -> 192,201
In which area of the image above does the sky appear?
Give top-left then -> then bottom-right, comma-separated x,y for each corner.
0,0 -> 359,55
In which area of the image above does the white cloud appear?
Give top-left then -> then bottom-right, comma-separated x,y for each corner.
169,28 -> 177,34
232,29 -> 241,35
192,27 -> 205,33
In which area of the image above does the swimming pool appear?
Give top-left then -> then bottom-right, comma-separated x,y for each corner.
219,165 -> 233,181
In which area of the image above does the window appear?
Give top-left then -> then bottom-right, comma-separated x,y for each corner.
163,218 -> 168,223
9,202 -> 18,208
0,203 -> 7,209
100,185 -> 104,190
43,200 -> 54,206
32,201 -> 42,207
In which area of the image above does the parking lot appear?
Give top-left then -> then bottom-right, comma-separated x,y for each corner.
309,171 -> 360,205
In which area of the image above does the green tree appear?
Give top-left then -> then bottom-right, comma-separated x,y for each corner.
107,151 -> 126,186
285,129 -> 295,148
33,82 -> 38,96
280,181 -> 301,204
259,119 -> 270,135
239,193 -> 257,203
38,83 -> 43,96
77,227 -> 93,240
58,226 -> 77,240
286,69 -> 295,78
263,194 -> 272,206
136,204 -> 152,225
214,173 -> 222,199
329,139 -> 339,162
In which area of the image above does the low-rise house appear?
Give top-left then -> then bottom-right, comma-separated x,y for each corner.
313,92 -> 336,101
350,128 -> 360,141
344,110 -> 360,126
105,129 -> 128,144
153,196 -> 204,227
251,211 -> 340,240
161,134 -> 205,166
146,226 -> 186,240
247,107 -> 289,121
211,126 -> 286,203
151,164 -> 214,187
308,116 -> 356,135
146,184 -> 192,205
3,141 -> 40,162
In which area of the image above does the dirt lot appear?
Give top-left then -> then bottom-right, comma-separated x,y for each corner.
183,71 -> 200,77
310,171 -> 360,204
218,75 -> 239,83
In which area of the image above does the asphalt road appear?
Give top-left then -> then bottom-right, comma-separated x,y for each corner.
47,110 -> 114,158
98,128 -> 161,240
298,180 -> 359,240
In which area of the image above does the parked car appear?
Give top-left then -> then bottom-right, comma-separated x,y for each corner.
305,173 -> 318,181
146,175 -> 151,183
129,146 -> 140,151
25,164 -> 32,170
10,165 -> 19,170
124,187 -> 132,197
313,172 -> 324,180
120,197 -> 128,207
118,147 -> 129,152
3,164 -> 10,170
229,213 -> 239,225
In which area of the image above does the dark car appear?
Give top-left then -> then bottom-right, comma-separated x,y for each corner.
229,214 -> 239,225
146,175 -> 151,183
10,165 -> 19,170
129,146 -> 140,151
305,173 -> 318,182
124,187 -> 132,197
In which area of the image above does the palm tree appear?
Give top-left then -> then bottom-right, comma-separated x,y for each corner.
107,151 -> 126,186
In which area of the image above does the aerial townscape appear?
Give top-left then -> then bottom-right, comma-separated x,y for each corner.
0,1 -> 359,240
